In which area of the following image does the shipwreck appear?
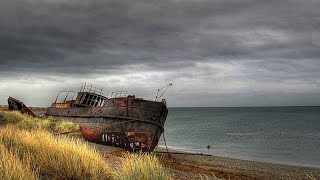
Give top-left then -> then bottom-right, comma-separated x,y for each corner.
8,83 -> 172,152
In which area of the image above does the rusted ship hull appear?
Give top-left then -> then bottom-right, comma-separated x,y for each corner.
7,83 -> 170,152
45,97 -> 168,152
7,97 -> 36,117
45,115 -> 163,152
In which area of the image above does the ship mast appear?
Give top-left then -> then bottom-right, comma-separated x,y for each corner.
154,83 -> 172,101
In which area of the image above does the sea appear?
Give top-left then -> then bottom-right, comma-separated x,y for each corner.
158,106 -> 320,168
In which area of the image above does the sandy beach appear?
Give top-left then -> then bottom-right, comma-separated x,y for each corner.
86,140 -> 320,180
155,147 -> 320,179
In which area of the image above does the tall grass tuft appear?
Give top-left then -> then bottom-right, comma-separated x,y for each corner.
0,110 -> 30,124
114,153 -> 171,180
53,120 -> 79,133
0,126 -> 112,179
0,110 -> 79,133
0,144 -> 39,180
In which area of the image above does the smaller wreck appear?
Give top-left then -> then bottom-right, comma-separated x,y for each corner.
8,83 -> 172,152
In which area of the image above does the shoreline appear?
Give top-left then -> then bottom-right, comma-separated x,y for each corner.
157,145 -> 320,169
1,122 -> 319,179
46,129 -> 320,179
153,146 -> 320,179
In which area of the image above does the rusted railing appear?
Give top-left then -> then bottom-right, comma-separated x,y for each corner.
80,83 -> 109,97
80,83 -> 127,98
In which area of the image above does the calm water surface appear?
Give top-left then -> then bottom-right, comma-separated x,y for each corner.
158,107 -> 320,168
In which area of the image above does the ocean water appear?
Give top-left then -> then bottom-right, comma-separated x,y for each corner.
158,107 -> 320,168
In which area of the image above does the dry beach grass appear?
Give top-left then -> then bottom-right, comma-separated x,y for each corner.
0,126 -> 112,179
0,143 -> 39,180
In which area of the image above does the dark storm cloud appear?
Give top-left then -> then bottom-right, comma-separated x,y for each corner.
0,0 -> 318,74
0,0 -> 320,106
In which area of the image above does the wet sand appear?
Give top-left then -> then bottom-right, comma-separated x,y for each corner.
153,147 -> 320,180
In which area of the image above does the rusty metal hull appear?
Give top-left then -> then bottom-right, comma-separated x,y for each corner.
46,97 -> 168,152
7,97 -> 36,117
7,92 -> 169,152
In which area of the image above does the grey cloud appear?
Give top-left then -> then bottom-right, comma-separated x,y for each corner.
0,0 -> 320,106
1,0 -> 318,73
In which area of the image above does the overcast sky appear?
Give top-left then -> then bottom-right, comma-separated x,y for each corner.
0,0 -> 320,107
